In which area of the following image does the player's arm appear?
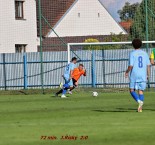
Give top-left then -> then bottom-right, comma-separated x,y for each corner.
150,58 -> 154,65
150,52 -> 155,65
147,65 -> 151,79
83,69 -> 86,76
125,66 -> 133,77
125,52 -> 133,77
147,54 -> 151,79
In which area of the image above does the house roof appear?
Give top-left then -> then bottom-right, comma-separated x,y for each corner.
39,34 -> 128,51
119,21 -> 133,31
37,0 -> 76,36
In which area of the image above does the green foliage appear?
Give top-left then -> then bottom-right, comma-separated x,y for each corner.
84,38 -> 99,43
118,0 -> 155,41
130,0 -> 155,41
118,2 -> 140,21
104,33 -> 126,50
83,38 -> 101,50
83,33 -> 126,50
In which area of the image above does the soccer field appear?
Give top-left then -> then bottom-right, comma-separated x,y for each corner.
0,90 -> 155,145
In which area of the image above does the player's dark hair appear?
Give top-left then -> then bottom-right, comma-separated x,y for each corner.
71,57 -> 77,61
132,39 -> 142,49
79,64 -> 84,67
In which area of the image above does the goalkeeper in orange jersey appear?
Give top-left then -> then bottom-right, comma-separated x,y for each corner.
68,64 -> 86,94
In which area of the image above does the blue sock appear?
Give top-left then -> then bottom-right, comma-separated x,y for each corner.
139,94 -> 144,101
130,91 -> 139,102
62,89 -> 68,95
62,84 -> 70,95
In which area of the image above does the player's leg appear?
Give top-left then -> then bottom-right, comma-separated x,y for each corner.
66,79 -> 74,96
139,90 -> 144,102
59,75 -> 71,89
137,82 -> 146,112
130,88 -> 143,113
55,75 -> 66,96
61,83 -> 70,98
61,78 -> 71,98
55,89 -> 63,96
129,82 -> 140,102
137,90 -> 144,113
68,79 -> 78,94
69,82 -> 78,91
55,77 -> 69,97
68,87 -> 73,94
59,75 -> 64,89
130,89 -> 140,102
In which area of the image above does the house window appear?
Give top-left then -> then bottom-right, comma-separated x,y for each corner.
98,13 -> 100,17
15,44 -> 26,53
15,1 -> 24,19
78,13 -> 80,17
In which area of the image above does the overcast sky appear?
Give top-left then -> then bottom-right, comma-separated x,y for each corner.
100,0 -> 142,21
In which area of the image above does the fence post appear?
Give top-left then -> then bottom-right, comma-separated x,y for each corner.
23,54 -> 28,89
102,50 -> 106,88
91,50 -> 96,88
3,53 -> 7,90
145,0 -> 149,50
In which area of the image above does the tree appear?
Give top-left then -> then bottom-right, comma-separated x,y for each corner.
118,2 -> 140,21
83,33 -> 126,50
130,0 -> 155,41
83,38 -> 101,50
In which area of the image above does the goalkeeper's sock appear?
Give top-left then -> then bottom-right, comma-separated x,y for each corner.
139,94 -> 144,102
130,91 -> 140,102
70,86 -> 75,91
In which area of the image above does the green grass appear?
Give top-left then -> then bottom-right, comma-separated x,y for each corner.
0,90 -> 155,145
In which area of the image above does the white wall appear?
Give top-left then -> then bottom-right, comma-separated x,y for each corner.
48,0 -> 126,37
0,0 -> 38,53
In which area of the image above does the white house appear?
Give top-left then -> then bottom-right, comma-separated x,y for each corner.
47,0 -> 126,37
0,0 -> 38,53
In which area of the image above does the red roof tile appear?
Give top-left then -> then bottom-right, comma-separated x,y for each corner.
37,0 -> 76,36
38,35 -> 128,51
119,21 -> 133,32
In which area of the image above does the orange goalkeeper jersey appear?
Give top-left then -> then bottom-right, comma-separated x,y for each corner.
72,68 -> 86,81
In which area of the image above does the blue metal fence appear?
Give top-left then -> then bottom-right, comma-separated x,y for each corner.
0,49 -> 154,90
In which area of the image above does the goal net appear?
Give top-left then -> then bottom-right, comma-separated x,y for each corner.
67,41 -> 155,89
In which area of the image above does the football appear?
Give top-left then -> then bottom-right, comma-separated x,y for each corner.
92,92 -> 98,97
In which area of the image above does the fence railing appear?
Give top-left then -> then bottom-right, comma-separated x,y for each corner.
0,49 -> 154,90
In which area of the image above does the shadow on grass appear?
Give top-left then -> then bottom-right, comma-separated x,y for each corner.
92,109 -> 131,113
117,108 -> 155,112
93,107 -> 155,113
